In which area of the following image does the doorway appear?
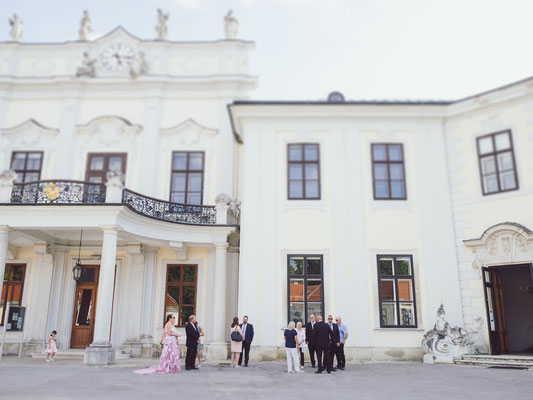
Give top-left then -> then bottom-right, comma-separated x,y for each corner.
482,264 -> 533,355
71,265 -> 99,349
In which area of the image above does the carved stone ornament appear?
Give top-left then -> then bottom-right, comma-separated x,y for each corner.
130,51 -> 149,79
422,304 -> 482,364
229,198 -> 241,219
76,52 -> 96,78
0,169 -> 17,183
79,10 -> 93,41
9,13 -> 23,42
224,9 -> 238,39
215,193 -> 232,205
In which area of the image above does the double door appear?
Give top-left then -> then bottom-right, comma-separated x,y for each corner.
71,266 -> 99,349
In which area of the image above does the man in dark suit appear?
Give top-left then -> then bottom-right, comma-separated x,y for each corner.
326,315 -> 340,371
305,314 -> 318,368
314,315 -> 332,374
185,314 -> 200,370
238,315 -> 254,367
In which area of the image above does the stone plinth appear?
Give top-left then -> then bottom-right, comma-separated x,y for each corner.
83,343 -> 115,365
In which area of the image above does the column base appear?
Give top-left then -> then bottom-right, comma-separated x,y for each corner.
140,337 -> 154,358
83,342 -> 115,365
206,342 -> 229,361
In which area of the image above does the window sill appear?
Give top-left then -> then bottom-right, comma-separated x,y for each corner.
373,327 -> 424,332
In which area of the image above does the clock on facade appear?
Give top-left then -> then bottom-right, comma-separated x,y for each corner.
100,43 -> 135,72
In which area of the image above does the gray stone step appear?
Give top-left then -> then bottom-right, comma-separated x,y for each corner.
456,354 -> 533,368
32,349 -> 130,360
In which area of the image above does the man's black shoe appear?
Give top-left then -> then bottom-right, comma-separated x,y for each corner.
315,370 -> 322,374
327,371 -> 331,374
191,367 -> 199,370
244,364 -> 248,367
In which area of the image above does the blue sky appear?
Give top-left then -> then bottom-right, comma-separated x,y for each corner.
2,0 -> 533,101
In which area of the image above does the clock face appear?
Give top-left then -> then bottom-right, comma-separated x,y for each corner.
100,43 -> 135,72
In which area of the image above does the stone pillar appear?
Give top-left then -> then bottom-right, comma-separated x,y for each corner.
105,171 -> 125,203
215,194 -> 231,225
24,243 -> 55,354
0,227 -> 10,303
208,242 -> 229,360
139,247 -> 157,357
0,170 -> 16,203
84,226 -> 119,365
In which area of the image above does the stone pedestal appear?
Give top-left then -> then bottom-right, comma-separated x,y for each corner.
140,337 -> 154,358
84,343 -> 115,365
206,343 -> 229,361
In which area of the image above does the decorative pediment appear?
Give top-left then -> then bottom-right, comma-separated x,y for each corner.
464,222 -> 533,269
1,119 -> 59,146
160,119 -> 218,148
77,116 -> 142,146
94,26 -> 143,45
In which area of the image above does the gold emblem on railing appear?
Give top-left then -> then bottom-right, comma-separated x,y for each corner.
44,183 -> 61,201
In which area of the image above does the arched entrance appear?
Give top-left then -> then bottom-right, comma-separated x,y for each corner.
464,223 -> 533,355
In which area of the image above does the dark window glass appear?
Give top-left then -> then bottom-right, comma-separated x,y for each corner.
1,264 -> 26,326
477,131 -> 518,195
10,152 -> 43,183
288,144 -> 320,199
170,152 -> 204,205
164,264 -> 197,327
287,255 -> 324,324
85,153 -> 127,184
377,255 -> 417,328
371,144 -> 407,200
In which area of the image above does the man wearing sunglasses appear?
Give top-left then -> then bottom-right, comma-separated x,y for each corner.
335,316 -> 348,370
325,315 -> 340,371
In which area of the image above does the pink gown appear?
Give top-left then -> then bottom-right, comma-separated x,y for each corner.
134,327 -> 182,374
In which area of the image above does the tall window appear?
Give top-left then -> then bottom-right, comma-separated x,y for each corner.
170,152 -> 204,205
371,144 -> 406,200
287,144 -> 320,199
377,255 -> 417,328
85,153 -> 127,183
1,264 -> 26,326
165,264 -> 197,327
477,130 -> 518,195
10,152 -> 43,183
287,255 -> 324,324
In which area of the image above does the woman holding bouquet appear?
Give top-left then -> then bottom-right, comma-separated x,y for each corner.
134,314 -> 182,374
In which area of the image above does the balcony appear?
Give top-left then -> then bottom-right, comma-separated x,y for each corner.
0,171 -> 237,226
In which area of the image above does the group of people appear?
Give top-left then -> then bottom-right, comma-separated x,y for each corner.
284,314 -> 348,374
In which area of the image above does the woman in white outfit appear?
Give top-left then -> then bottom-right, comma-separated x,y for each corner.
296,321 -> 306,369
284,321 -> 302,373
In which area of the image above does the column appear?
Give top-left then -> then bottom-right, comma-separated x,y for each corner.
139,247 -> 157,357
208,242 -> 229,360
84,226 -> 119,365
0,227 -> 10,299
25,243 -> 55,353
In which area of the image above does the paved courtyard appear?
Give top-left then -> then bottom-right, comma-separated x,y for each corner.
0,358 -> 532,399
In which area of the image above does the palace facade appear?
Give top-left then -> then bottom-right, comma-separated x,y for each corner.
1,18 -> 532,364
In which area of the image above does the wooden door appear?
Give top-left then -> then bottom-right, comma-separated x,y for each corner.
70,266 -> 99,349
482,267 -> 509,354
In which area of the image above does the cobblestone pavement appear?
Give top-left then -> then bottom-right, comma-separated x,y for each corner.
0,358 -> 532,399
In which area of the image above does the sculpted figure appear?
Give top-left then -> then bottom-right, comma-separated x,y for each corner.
76,52 -> 96,78
155,9 -> 169,40
130,51 -> 149,79
224,10 -> 238,39
9,14 -> 23,42
79,10 -> 93,41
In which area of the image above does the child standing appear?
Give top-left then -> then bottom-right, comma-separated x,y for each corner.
45,331 -> 57,362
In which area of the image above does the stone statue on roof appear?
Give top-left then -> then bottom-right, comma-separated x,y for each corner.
155,9 -> 169,40
224,10 -> 238,39
79,10 -> 93,41
8,14 -> 23,42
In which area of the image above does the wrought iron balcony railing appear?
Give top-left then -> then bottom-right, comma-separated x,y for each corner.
122,189 -> 217,225
10,180 -> 106,204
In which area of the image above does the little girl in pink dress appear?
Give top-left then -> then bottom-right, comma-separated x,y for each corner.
45,331 -> 57,362
134,315 -> 182,374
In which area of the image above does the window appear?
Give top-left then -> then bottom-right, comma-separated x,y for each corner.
377,255 -> 417,328
477,130 -> 518,195
164,264 -> 197,327
287,255 -> 324,324
371,144 -> 406,200
1,264 -> 26,326
85,153 -> 127,183
287,144 -> 320,199
170,152 -> 204,205
10,152 -> 43,183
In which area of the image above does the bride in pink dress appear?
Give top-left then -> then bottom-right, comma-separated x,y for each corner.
134,315 -> 182,374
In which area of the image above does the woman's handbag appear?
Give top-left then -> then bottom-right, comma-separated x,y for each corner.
231,328 -> 242,342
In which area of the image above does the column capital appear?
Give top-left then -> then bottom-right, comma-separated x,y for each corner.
213,242 -> 229,250
100,225 -> 121,234
0,225 -> 11,234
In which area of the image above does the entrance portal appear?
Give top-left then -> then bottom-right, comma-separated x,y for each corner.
71,265 -> 99,349
483,264 -> 533,355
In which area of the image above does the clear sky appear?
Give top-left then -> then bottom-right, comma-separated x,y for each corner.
2,0 -> 533,101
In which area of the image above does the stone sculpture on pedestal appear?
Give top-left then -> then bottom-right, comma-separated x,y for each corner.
224,10 -> 238,39
8,14 -> 23,42
155,9 -> 169,40
422,304 -> 482,364
79,10 -> 93,41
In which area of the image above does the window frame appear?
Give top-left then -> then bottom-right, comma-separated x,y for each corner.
287,143 -> 321,200
10,151 -> 44,183
476,130 -> 519,196
164,264 -> 198,327
169,151 -> 205,205
376,254 -> 417,328
371,143 -> 407,200
1,264 -> 27,326
85,153 -> 127,184
286,254 -> 325,324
